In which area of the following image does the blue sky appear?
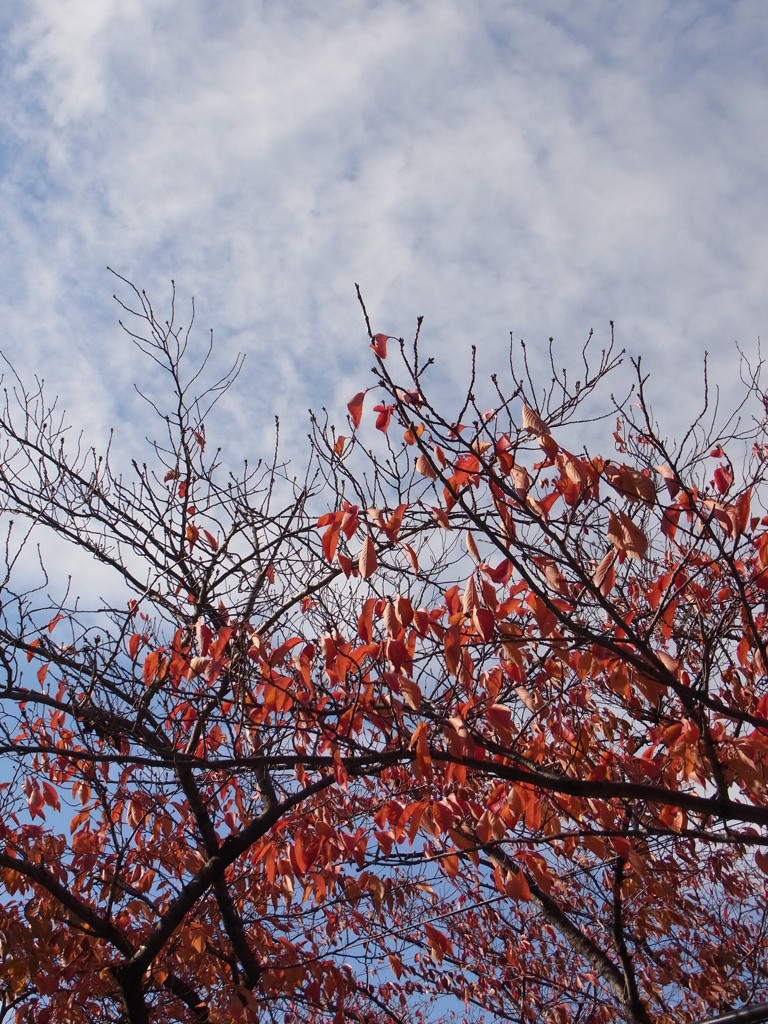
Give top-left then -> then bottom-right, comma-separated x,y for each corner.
1,1 -> 766,460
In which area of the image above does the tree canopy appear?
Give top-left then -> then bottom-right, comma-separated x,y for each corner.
0,278 -> 766,1024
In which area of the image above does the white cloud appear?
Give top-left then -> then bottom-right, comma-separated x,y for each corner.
0,0 -> 765,463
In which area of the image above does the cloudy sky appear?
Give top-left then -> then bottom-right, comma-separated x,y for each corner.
1,0 -> 766,462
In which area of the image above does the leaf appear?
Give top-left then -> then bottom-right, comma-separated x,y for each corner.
608,510 -> 648,561
473,606 -> 495,642
22,779 -> 45,820
424,922 -> 453,964
409,721 -> 432,779
404,422 -> 424,444
41,780 -> 60,811
534,556 -> 569,595
400,678 -> 422,710
713,464 -> 734,495
415,454 -> 437,479
462,576 -> 479,615
371,333 -> 389,358
656,464 -> 680,499
465,530 -> 481,562
318,513 -> 342,562
504,868 -> 531,902
143,648 -> 164,685
374,404 -> 393,433
401,542 -> 419,574
593,550 -> 616,595
431,506 -> 452,530
522,404 -> 549,436
604,463 -> 656,506
359,535 -> 377,580
511,465 -> 531,499
347,391 -> 365,429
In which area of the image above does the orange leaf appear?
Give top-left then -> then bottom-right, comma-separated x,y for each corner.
128,633 -> 142,660
504,868 -> 531,902
409,721 -> 432,779
400,678 -> 422,710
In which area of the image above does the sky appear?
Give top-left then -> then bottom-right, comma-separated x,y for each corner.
1,0 -> 767,469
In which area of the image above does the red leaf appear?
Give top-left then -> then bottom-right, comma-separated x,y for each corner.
374,404 -> 393,433
359,535 -> 377,580
593,550 -> 616,595
473,607 -> 495,642
22,779 -> 45,820
713,465 -> 734,495
401,542 -> 419,574
347,391 -> 365,429
371,333 -> 389,358
41,780 -> 60,811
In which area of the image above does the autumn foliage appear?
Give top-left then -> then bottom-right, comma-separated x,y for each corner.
0,279 -> 767,1024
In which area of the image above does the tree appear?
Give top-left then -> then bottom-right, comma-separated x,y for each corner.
0,276 -> 766,1024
